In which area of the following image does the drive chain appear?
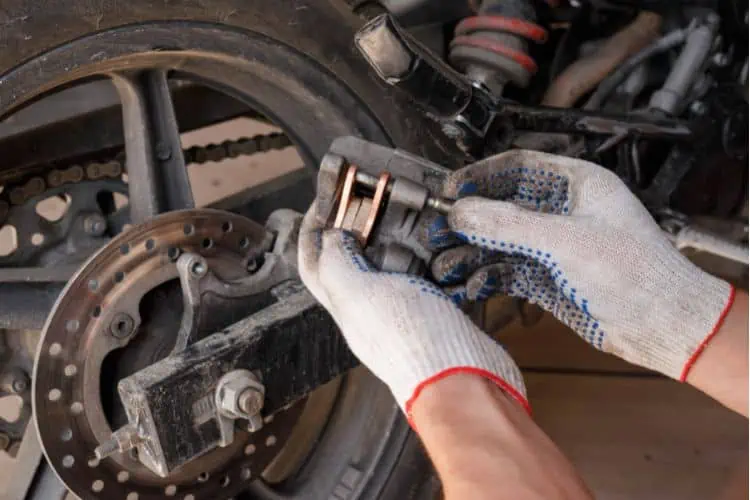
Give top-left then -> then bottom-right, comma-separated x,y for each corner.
0,131 -> 292,222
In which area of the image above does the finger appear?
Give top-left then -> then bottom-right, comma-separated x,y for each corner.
443,284 -> 469,307
411,212 -> 462,251
318,229 -> 378,290
431,245 -> 502,285
298,202 -> 324,279
463,254 -> 534,301
298,203 -> 333,308
448,197 -> 577,257
443,150 -> 575,205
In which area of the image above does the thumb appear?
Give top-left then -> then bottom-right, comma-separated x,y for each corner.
298,202 -> 324,282
317,230 -> 377,291
448,197 -> 578,255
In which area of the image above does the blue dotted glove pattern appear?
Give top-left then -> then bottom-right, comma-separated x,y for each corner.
455,232 -> 603,349
454,166 -> 571,215
426,162 -> 605,349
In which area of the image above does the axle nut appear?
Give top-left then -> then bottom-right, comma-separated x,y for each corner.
216,370 -> 265,420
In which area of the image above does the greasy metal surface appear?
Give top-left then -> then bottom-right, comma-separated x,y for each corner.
32,208 -> 299,500
117,280 -> 356,478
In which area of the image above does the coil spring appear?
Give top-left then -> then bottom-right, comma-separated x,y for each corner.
449,5 -> 547,91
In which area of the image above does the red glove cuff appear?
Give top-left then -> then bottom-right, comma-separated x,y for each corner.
404,366 -> 531,430
679,285 -> 736,382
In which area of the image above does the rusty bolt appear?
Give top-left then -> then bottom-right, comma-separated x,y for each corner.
238,387 -> 264,416
110,313 -> 136,339
216,370 -> 265,421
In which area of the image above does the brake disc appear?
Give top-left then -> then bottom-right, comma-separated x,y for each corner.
33,208 -> 302,500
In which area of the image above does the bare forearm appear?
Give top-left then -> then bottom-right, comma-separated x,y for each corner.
686,289 -> 748,417
411,373 -> 593,500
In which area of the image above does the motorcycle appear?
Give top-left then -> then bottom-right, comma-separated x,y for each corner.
0,0 -> 746,498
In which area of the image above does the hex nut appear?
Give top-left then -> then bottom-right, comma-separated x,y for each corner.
216,370 -> 265,419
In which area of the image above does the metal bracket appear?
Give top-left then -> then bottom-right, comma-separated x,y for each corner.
355,14 -> 695,157
316,137 -> 454,273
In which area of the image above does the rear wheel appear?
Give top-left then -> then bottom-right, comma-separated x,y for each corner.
0,3 -> 445,498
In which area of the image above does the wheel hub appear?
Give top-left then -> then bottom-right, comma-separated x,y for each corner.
33,208 -> 302,500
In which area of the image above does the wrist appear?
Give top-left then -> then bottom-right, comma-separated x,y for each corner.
610,259 -> 735,380
406,368 -> 531,430
684,288 -> 747,416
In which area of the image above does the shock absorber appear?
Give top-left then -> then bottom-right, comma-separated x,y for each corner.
449,0 -> 547,95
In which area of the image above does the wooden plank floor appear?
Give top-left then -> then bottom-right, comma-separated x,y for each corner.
498,312 -> 748,500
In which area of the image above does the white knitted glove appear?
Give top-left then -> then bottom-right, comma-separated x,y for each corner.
432,149 -> 735,381
298,205 -> 528,419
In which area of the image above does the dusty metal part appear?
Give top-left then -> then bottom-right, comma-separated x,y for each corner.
543,12 -> 662,108
214,370 -> 266,447
115,280 -> 355,478
32,208 -> 301,500
661,216 -> 749,265
0,328 -> 39,456
649,15 -> 720,115
0,179 -> 128,269
93,423 -> 143,461
355,13 -> 695,157
0,266 -> 78,283
0,284 -> 65,331
319,137 -> 454,272
4,424 -> 46,500
107,210 -> 351,479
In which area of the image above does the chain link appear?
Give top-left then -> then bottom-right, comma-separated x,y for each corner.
0,132 -> 292,218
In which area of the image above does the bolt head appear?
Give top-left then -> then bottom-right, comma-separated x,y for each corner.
689,101 -> 707,116
84,214 -> 107,236
712,53 -> 730,67
238,388 -> 264,415
110,313 -> 136,338
190,259 -> 207,277
12,377 -> 28,393
245,258 -> 261,274
155,142 -> 172,161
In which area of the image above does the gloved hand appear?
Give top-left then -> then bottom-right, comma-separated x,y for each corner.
298,205 -> 528,421
430,149 -> 735,381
